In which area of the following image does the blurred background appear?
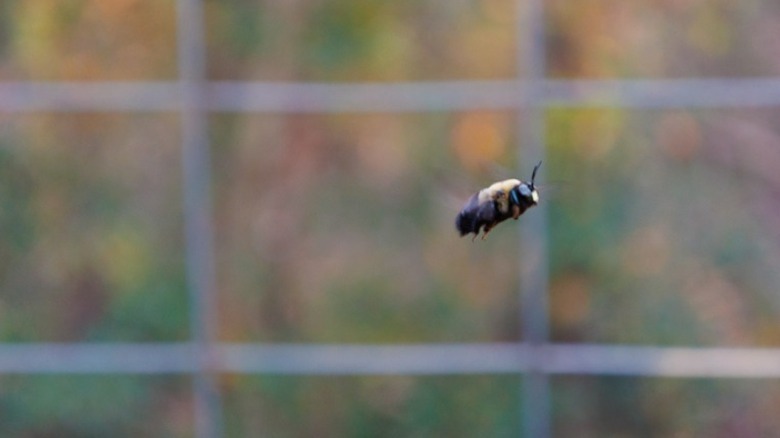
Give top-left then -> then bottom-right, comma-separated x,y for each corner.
2,0 -> 780,436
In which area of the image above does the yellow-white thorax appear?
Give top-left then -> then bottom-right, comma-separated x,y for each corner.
477,179 -> 521,213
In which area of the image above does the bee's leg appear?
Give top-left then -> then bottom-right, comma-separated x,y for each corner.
471,224 -> 482,242
470,217 -> 482,240
512,205 -> 521,220
481,224 -> 494,240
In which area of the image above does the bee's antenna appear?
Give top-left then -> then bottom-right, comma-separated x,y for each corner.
531,161 -> 542,188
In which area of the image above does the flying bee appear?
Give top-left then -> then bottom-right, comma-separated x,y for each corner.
455,161 -> 541,241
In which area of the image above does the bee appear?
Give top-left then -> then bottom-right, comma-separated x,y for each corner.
455,161 -> 541,241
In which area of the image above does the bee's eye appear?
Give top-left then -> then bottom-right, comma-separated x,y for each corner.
519,185 -> 531,197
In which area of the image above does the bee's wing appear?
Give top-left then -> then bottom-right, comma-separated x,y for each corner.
428,167 -> 484,210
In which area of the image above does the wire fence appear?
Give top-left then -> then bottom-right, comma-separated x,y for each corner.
2,0 -> 780,437
4,343 -> 780,377
5,78 -> 780,112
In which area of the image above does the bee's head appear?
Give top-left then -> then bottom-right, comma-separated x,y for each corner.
509,183 -> 539,207
509,161 -> 541,207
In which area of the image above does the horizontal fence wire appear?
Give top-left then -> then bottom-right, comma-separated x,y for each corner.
0,343 -> 779,377
3,79 -> 780,112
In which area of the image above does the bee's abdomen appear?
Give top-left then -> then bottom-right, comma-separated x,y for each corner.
455,194 -> 497,236
455,210 -> 475,236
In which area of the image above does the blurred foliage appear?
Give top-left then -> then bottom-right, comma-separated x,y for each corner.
0,0 -> 176,80
545,108 -> 780,346
223,375 -> 520,437
547,0 -> 780,78
554,377 -> 780,437
205,0 -> 516,81
2,0 -> 780,435
0,376 -> 192,436
0,114 -> 188,342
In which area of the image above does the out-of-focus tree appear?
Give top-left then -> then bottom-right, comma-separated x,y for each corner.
1,0 -> 176,80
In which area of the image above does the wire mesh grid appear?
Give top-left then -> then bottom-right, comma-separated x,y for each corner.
1,0 -> 780,437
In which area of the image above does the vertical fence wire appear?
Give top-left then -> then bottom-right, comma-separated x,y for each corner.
518,0 -> 551,436
176,0 -> 223,437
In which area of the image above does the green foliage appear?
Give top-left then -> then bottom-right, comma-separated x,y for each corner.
0,145 -> 35,252
224,375 -> 520,438
554,377 -> 780,437
91,268 -> 189,341
0,376 -> 191,437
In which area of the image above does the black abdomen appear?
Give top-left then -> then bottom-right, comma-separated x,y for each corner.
455,195 -> 500,237
455,210 -> 475,236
